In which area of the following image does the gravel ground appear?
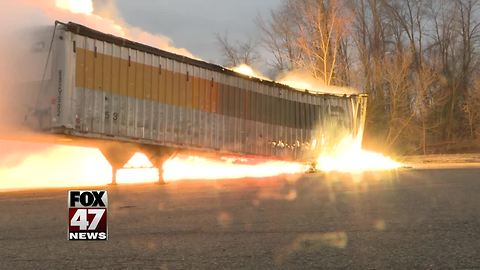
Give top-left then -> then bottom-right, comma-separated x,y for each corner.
1,167 -> 480,269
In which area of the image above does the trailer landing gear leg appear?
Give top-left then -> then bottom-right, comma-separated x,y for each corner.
141,147 -> 174,185
153,156 -> 170,185
110,166 -> 120,185
99,143 -> 136,186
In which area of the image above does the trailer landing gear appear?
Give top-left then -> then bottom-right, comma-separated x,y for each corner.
99,143 -> 174,185
141,147 -> 174,185
99,143 -> 136,185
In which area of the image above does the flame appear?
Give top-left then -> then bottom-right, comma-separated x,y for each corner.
0,142 -> 111,191
277,69 -> 359,95
316,136 -> 401,173
0,135 -> 400,191
99,151 -> 307,184
163,155 -> 307,182
271,71 -> 399,172
278,79 -> 314,91
0,140 -> 307,191
231,64 -> 268,80
55,0 -> 93,15
116,153 -> 159,184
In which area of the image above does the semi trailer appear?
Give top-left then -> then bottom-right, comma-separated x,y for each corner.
26,21 -> 367,183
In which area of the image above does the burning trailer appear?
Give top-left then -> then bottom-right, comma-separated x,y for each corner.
24,21 -> 368,184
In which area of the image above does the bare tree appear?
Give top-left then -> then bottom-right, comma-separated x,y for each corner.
383,52 -> 415,149
293,0 -> 352,85
257,0 -> 352,85
257,8 -> 301,72
463,78 -> 480,139
216,32 -> 260,67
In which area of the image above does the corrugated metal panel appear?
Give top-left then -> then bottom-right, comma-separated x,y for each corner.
85,38 -> 95,133
234,81 -> 240,152
102,41 -> 112,135
252,84 -> 259,155
126,48 -> 135,137
145,53 -> 154,140
247,81 -> 254,150
178,62 -> 187,145
118,46 -> 128,136
213,72 -> 221,149
294,92 -> 301,159
255,84 -> 263,155
191,66 -> 200,146
160,57 -> 168,142
164,58 -> 174,143
263,86 -> 270,156
266,86 -> 274,157
217,73 -> 225,150
73,34 -> 84,132
135,50 -> 144,138
200,69 -> 208,147
303,94 -> 309,155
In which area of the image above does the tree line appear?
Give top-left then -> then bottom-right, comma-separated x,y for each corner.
219,0 -> 480,154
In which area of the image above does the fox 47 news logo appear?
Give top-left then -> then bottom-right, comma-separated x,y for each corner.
68,190 -> 108,241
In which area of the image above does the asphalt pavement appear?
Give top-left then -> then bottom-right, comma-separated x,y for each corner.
1,167 -> 480,269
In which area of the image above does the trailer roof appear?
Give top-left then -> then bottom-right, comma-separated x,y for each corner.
60,21 -> 360,98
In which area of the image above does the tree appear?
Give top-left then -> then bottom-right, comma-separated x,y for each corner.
258,0 -> 352,85
216,32 -> 260,67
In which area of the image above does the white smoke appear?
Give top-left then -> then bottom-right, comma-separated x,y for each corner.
276,69 -> 359,95
0,0 -> 197,132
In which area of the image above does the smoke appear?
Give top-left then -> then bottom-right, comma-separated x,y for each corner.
0,0 -> 196,133
230,64 -> 269,80
0,0 -> 196,191
229,64 -> 360,95
47,0 -> 196,58
276,69 -> 359,95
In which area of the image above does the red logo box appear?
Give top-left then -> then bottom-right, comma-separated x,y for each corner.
68,190 -> 108,240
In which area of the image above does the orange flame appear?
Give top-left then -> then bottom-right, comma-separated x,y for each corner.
0,142 -> 110,191
273,71 -> 401,172
163,155 -> 307,182
230,64 -> 268,80
316,136 -> 401,173
116,153 -> 159,184
0,141 -> 307,191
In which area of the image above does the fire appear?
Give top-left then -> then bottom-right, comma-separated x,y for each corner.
163,155 -> 307,182
0,136 -> 399,191
316,136 -> 401,173
231,64 -> 268,80
274,73 -> 400,173
116,153 -> 159,184
55,0 -> 93,15
0,141 -> 307,191
278,79 -> 314,91
0,142 -> 111,191
276,69 -> 359,95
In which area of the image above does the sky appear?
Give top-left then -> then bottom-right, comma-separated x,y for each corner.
111,0 -> 282,65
